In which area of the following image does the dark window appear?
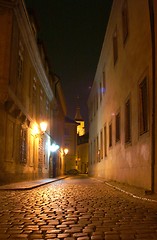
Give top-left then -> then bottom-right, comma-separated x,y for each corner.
104,125 -> 107,157
139,77 -> 148,135
122,0 -> 129,44
103,71 -> 106,94
96,136 -> 99,162
116,112 -> 120,142
113,27 -> 118,65
100,130 -> 103,159
125,98 -> 131,143
17,42 -> 24,81
90,141 -> 92,165
109,122 -> 112,147
100,82 -> 102,103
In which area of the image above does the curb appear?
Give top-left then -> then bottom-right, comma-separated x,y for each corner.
0,176 -> 68,191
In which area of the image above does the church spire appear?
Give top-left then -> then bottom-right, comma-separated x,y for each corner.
75,106 -> 83,121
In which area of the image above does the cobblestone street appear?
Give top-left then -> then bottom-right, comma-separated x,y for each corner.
0,175 -> 157,240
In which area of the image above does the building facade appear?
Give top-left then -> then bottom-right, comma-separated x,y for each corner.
0,0 -> 66,184
88,0 -> 157,192
64,117 -> 78,173
77,133 -> 89,174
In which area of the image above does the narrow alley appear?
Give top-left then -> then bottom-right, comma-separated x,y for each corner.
0,175 -> 157,240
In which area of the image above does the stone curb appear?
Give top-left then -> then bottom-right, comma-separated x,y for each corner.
0,176 -> 68,191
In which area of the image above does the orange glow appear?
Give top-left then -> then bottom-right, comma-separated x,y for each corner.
32,124 -> 39,136
64,148 -> 69,155
40,121 -> 47,133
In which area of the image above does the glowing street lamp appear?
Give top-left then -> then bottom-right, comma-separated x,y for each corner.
50,143 -> 60,152
40,121 -> 47,133
64,148 -> 69,155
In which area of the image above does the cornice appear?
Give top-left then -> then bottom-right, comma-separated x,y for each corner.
14,0 -> 54,102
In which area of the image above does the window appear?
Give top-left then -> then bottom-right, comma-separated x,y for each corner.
96,136 -> 99,162
103,71 -> 106,94
46,99 -> 50,121
20,127 -> 27,164
32,77 -> 37,119
94,139 -> 96,163
139,77 -> 148,135
104,125 -> 107,157
100,130 -> 103,159
113,27 -> 118,65
116,112 -> 120,142
125,98 -> 131,143
100,82 -> 102,103
122,0 -> 129,44
90,141 -> 93,165
109,122 -> 112,147
40,88 -> 44,119
17,41 -> 24,81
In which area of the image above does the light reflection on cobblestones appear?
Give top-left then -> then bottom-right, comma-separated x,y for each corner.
0,176 -> 157,239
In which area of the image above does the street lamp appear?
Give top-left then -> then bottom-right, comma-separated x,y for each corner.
40,121 -> 47,134
32,121 -> 48,137
64,148 -> 69,155
50,143 -> 60,152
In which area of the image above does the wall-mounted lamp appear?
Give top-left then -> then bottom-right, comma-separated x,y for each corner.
64,148 -> 69,155
50,143 -> 60,152
32,121 -> 47,137
40,121 -> 47,134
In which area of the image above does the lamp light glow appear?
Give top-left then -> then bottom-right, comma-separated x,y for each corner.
32,124 -> 39,136
64,148 -> 69,155
50,143 -> 60,152
40,121 -> 47,133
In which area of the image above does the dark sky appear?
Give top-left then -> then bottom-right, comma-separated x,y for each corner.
25,0 -> 113,130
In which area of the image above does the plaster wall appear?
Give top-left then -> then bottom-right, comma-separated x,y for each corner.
88,0 -> 153,190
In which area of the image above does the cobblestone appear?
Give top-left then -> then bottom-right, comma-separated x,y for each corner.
0,175 -> 157,239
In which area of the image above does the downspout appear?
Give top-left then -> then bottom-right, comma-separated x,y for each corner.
148,0 -> 155,193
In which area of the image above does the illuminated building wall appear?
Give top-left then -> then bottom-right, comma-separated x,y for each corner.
0,0 -> 66,184
64,117 -> 78,173
88,0 -> 157,192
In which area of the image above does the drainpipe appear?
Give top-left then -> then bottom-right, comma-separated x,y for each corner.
148,0 -> 155,193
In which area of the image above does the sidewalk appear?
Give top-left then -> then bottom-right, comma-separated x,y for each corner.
105,180 -> 157,203
0,176 -> 67,191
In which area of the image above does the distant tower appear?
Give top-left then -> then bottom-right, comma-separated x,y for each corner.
75,98 -> 85,136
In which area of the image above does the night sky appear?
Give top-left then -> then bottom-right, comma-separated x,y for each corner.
25,0 -> 113,131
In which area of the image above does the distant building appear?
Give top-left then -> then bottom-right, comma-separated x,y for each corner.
75,107 -> 85,136
50,75 -> 67,178
77,133 -> 89,174
88,0 -> 157,192
0,0 -> 66,184
64,116 -> 78,173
